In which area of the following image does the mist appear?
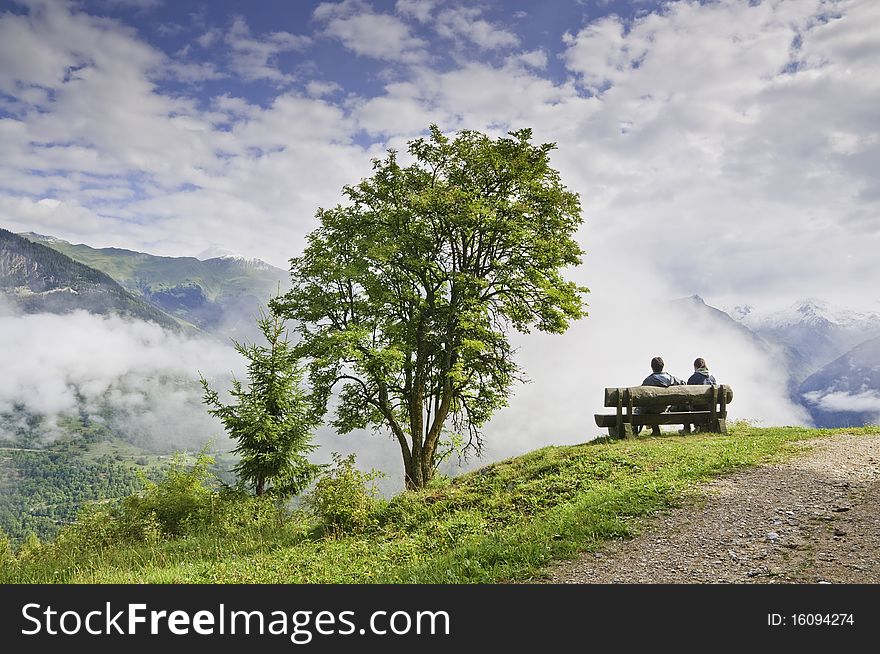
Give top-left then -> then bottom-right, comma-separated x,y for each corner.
803,390 -> 880,416
301,257 -> 814,494
0,307 -> 246,451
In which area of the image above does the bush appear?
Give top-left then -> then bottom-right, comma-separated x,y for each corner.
305,454 -> 384,537
16,533 -> 41,561
116,451 -> 219,539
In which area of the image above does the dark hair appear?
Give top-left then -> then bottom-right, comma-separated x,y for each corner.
650,356 -> 664,373
694,357 -> 706,369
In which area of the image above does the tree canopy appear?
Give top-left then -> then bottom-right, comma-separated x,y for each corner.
272,125 -> 588,489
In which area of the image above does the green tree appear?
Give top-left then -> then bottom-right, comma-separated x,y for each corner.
201,312 -> 320,497
272,125 -> 588,490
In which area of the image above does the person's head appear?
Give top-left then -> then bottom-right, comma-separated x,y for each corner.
694,357 -> 707,370
650,356 -> 664,373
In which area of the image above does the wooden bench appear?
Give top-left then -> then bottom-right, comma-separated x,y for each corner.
594,385 -> 733,438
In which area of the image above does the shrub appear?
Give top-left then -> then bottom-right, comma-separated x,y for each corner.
116,451 -> 219,539
16,532 -> 42,561
305,454 -> 384,537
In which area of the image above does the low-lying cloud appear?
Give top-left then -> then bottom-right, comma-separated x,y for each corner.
0,307 -> 245,450
802,390 -> 880,414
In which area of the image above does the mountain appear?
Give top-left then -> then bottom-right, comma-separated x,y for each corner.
0,228 -> 180,330
672,294 -> 786,362
20,232 -> 289,342
798,335 -> 880,428
674,295 -> 770,343
729,298 -> 880,385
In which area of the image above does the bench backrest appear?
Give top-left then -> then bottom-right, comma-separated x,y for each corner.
603,385 -> 733,409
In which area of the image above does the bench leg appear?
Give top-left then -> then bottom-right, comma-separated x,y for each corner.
609,424 -> 634,438
605,422 -> 635,439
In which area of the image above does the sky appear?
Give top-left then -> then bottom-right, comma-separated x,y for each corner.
1,0 -> 879,482
1,0 -> 878,310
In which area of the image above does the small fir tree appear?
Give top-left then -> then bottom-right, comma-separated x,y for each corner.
201,312 -> 320,497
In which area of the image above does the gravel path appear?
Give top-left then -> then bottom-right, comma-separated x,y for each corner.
539,433 -> 880,584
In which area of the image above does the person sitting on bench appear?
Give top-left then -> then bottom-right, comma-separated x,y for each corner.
637,356 -> 686,435
680,357 -> 718,434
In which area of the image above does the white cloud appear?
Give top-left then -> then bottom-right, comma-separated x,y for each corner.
395,0 -> 436,24
435,6 -> 520,51
803,390 -> 880,413
562,16 -> 635,91
164,60 -> 226,83
352,81 -> 452,137
306,80 -> 343,97
0,196 -> 117,244
222,16 -> 311,83
509,49 -> 548,70
98,0 -> 163,8
0,310 -> 244,449
314,0 -> 427,63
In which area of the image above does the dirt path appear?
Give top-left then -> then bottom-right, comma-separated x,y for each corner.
540,433 -> 880,584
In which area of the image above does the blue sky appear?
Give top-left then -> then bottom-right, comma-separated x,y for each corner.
1,0 -> 878,313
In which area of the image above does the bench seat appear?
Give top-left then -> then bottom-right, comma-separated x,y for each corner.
594,411 -> 712,428
595,384 -> 732,438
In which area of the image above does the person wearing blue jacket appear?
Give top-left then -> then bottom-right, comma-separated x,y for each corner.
681,357 -> 718,434
642,356 -> 687,388
687,357 -> 717,386
637,356 -> 686,435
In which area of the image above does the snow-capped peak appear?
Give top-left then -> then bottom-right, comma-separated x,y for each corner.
197,246 -> 241,260
729,305 -> 753,321
198,246 -> 274,271
734,298 -> 880,330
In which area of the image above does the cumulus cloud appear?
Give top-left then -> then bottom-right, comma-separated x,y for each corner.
509,49 -> 548,70
221,16 -> 311,83
306,80 -> 343,97
0,4 -> 372,267
314,0 -> 428,63
395,0 -> 436,24
434,6 -> 520,51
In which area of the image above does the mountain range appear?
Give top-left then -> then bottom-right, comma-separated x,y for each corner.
729,299 -> 880,427
671,295 -> 880,427
730,299 -> 880,385
0,228 -> 180,330
17,231 -> 289,342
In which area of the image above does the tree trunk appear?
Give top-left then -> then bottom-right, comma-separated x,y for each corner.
404,457 -> 423,490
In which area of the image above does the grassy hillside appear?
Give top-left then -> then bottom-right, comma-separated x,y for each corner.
3,424 -> 877,584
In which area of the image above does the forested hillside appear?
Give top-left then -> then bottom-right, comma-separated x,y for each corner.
0,228 -> 180,330
21,232 -> 288,341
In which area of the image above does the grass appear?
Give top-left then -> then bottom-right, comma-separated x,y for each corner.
2,424 -> 878,584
